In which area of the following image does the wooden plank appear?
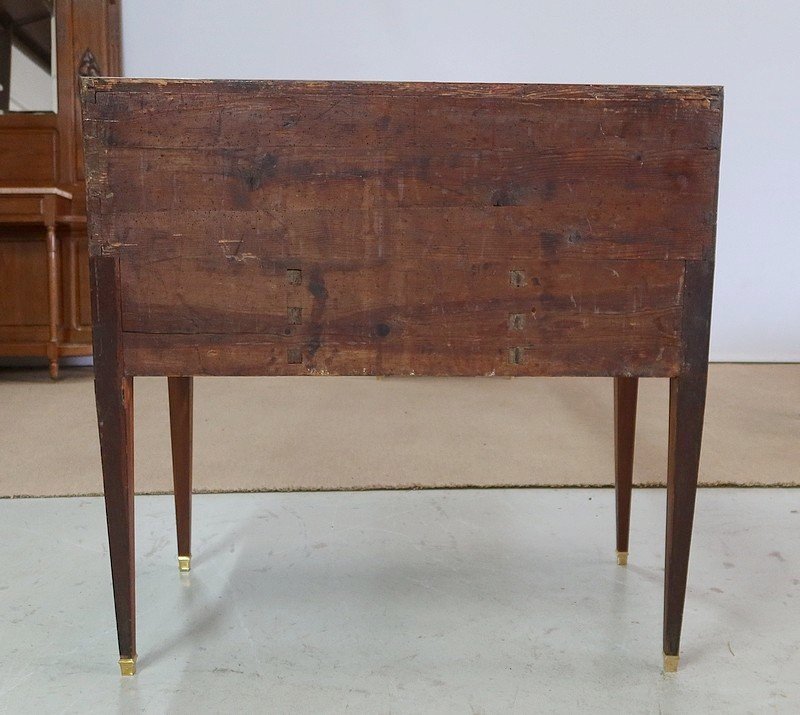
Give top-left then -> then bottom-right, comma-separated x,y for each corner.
92,90 -> 721,152
119,256 -> 684,334
122,327 -> 681,378
84,80 -> 721,272
120,255 -> 685,378
91,145 -> 718,219
87,78 -> 722,104
91,197 -> 713,262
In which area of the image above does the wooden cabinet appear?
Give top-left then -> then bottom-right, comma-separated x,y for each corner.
0,0 -> 121,377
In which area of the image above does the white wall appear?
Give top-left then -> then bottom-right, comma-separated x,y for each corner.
8,45 -> 54,112
121,0 -> 800,362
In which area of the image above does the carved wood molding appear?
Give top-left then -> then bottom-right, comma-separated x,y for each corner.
78,48 -> 102,77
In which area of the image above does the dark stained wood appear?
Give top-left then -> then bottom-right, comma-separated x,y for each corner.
82,79 -> 722,672
122,323 -> 681,379
83,80 -> 721,380
168,376 -> 193,564
92,146 -> 717,229
664,259 -> 714,659
614,377 -> 638,557
118,252 -> 687,329
117,256 -> 685,377
90,254 -> 136,665
95,204 -> 712,262
92,83 -> 721,150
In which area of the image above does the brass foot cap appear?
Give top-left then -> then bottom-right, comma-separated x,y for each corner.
663,654 -> 679,673
118,656 -> 137,676
178,555 -> 191,572
616,551 -> 628,566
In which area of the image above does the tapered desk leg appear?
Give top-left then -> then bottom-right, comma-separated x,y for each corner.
663,371 -> 707,672
614,377 -> 638,566
91,256 -> 137,675
96,377 -> 136,674
168,376 -> 193,572
662,259 -> 713,672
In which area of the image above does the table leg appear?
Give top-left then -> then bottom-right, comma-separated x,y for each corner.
91,256 -> 137,675
168,376 -> 193,572
614,376 -> 638,566
45,225 -> 61,379
663,370 -> 707,672
662,259 -> 713,672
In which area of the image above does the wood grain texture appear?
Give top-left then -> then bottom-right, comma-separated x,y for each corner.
81,79 -> 721,380
90,254 -> 136,663
90,83 -> 721,151
82,79 -> 722,672
663,259 -> 714,659
119,256 -> 685,377
0,125 -> 58,184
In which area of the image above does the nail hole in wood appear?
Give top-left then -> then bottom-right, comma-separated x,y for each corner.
287,268 -> 302,286
509,313 -> 525,330
509,270 -> 526,287
287,306 -> 302,324
287,348 -> 302,364
508,346 -> 524,364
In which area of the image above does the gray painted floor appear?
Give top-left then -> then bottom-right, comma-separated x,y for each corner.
1,488 -> 798,713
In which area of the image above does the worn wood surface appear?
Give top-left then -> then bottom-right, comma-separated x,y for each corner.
82,79 -> 722,672
82,79 -> 721,379
663,259 -> 714,659
90,254 -> 136,664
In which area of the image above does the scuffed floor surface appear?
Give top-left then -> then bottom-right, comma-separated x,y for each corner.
1,488 -> 798,713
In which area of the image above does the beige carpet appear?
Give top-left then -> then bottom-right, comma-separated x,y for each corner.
0,364 -> 797,497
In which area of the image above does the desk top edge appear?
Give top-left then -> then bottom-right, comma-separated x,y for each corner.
80,77 -> 723,105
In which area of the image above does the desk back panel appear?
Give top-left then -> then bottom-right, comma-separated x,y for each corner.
81,80 -> 722,377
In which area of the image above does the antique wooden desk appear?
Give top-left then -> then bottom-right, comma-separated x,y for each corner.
81,78 -> 722,676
